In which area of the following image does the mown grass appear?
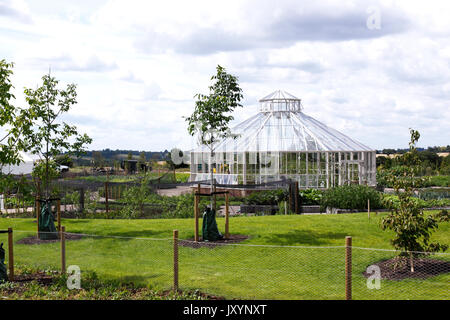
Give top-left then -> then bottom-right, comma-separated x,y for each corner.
0,212 -> 449,300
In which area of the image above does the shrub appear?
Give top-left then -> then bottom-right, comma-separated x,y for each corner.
243,189 -> 288,205
299,189 -> 323,205
320,185 -> 382,211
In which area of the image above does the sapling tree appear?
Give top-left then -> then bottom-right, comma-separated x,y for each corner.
185,65 -> 243,210
24,72 -> 92,198
381,129 -> 448,272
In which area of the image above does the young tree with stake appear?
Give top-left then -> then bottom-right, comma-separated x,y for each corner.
24,72 -> 92,199
185,65 -> 243,210
381,129 -> 448,272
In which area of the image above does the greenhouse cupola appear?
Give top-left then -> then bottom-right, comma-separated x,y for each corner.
189,90 -> 376,188
259,90 -> 303,113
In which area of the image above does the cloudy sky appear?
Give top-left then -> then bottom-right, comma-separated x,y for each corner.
1,0 -> 449,152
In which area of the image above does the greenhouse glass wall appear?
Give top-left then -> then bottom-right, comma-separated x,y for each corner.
189,90 -> 376,188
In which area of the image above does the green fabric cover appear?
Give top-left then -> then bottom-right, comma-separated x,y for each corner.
202,207 -> 223,241
38,201 -> 58,240
0,243 -> 7,282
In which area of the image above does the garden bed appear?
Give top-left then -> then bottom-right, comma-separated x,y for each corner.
362,257 -> 450,280
16,233 -> 84,245
179,234 -> 249,248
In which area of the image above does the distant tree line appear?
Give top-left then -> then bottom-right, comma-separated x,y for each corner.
376,145 -> 450,155
377,149 -> 450,176
67,149 -> 171,167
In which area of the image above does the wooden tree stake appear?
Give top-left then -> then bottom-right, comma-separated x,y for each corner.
345,236 -> 352,300
61,226 -> 66,273
225,192 -> 230,239
8,228 -> 14,281
173,230 -> 179,292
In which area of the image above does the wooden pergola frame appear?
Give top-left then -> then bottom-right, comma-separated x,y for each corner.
193,184 -> 230,242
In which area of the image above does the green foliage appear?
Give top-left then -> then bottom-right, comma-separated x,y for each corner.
382,194 -> 450,208
32,160 -> 60,191
119,174 -> 154,218
0,60 -> 35,169
185,65 -> 243,147
320,185 -> 382,211
23,72 -> 92,197
424,175 -> 450,187
380,129 -> 448,256
185,65 -> 243,208
0,264 -> 207,300
299,188 -> 323,205
243,189 -> 288,205
63,190 -> 80,212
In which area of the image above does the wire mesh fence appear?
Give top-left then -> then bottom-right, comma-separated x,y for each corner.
1,228 -> 449,300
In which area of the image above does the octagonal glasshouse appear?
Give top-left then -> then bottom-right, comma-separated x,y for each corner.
189,90 -> 376,188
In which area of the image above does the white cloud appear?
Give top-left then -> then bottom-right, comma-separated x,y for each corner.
1,0 -> 449,152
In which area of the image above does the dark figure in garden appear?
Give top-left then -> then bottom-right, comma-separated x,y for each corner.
38,200 -> 58,240
202,207 -> 223,241
0,243 -> 7,282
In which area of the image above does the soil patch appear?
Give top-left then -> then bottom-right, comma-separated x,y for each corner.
16,233 -> 84,245
362,257 -> 450,280
13,272 -> 55,285
179,234 -> 249,249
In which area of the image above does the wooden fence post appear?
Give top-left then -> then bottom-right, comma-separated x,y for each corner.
8,228 -> 14,281
36,196 -> 40,239
345,236 -> 352,300
173,229 -> 179,292
225,192 -> 230,239
61,226 -> 66,273
57,199 -> 61,232
194,194 -> 199,242
79,187 -> 85,213
195,184 -> 200,242
105,182 -> 109,214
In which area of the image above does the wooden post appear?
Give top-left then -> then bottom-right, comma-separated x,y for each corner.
105,182 -> 109,214
36,196 -> 40,238
61,226 -> 66,273
225,192 -> 230,239
79,187 -> 85,214
8,228 -> 14,281
345,236 -> 352,300
57,199 -> 61,232
194,184 -> 200,242
173,229 -> 179,292
194,194 -> 199,242
213,184 -> 217,213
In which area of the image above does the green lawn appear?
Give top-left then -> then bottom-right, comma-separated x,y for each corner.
0,212 -> 448,300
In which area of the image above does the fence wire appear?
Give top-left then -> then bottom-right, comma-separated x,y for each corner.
0,230 -> 449,300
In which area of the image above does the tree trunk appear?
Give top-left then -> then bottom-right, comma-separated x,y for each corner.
410,252 -> 415,273
210,150 -> 215,211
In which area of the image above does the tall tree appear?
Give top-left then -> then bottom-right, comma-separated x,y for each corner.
24,72 -> 92,198
381,129 -> 448,272
185,65 -> 243,209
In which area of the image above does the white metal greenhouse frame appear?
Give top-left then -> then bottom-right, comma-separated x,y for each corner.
189,90 -> 376,188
